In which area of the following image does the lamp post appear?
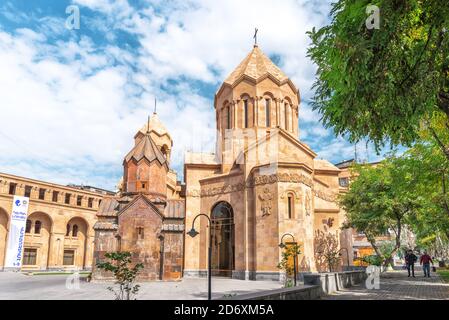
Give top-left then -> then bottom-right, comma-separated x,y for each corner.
338,247 -> 350,269
187,213 -> 212,300
279,233 -> 297,286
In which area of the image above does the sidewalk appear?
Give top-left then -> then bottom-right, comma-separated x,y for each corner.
324,270 -> 449,300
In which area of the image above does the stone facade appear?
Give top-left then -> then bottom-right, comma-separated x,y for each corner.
92,113 -> 185,281
184,45 -> 352,280
0,173 -> 110,271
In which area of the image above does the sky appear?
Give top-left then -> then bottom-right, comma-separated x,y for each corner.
0,0 -> 390,191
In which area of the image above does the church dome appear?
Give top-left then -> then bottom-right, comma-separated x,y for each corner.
223,45 -> 290,87
136,113 -> 172,141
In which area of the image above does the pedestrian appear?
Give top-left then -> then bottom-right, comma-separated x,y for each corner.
405,250 -> 417,277
420,251 -> 433,278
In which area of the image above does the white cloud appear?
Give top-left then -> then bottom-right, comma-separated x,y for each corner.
0,0 -> 373,190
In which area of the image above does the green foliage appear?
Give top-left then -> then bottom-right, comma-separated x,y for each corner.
341,140 -> 449,261
307,0 -> 449,158
277,244 -> 301,287
96,251 -> 144,300
340,154 -> 423,264
361,255 -> 383,266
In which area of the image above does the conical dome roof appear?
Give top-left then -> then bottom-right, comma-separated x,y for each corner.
223,45 -> 289,86
124,132 -> 168,167
136,113 -> 171,140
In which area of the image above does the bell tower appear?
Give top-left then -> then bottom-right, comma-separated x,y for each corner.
123,116 -> 170,199
214,44 -> 300,172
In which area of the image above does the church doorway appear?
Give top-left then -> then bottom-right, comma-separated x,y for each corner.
210,202 -> 234,277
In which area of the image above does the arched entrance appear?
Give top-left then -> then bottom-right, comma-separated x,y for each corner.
64,217 -> 88,270
24,212 -> 52,270
210,202 -> 234,277
0,208 -> 8,268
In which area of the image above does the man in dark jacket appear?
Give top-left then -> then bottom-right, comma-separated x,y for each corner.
405,250 -> 417,277
420,251 -> 433,278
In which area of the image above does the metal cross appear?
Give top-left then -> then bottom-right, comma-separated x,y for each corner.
253,28 -> 258,46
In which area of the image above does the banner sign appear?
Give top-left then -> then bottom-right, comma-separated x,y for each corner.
4,196 -> 30,269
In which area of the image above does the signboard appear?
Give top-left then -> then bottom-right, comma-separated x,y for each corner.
4,196 -> 30,269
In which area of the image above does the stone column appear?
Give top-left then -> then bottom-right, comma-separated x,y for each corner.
47,233 -> 64,270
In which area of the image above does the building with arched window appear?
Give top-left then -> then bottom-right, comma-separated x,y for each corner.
0,173 -> 112,271
184,44 -> 351,280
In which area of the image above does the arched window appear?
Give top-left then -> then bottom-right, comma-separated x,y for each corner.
226,106 -> 231,129
243,99 -> 249,128
72,224 -> 78,237
284,103 -> 289,131
287,194 -> 294,219
161,145 -> 169,159
66,224 -> 71,236
25,219 -> 32,233
265,99 -> 271,127
34,220 -> 42,234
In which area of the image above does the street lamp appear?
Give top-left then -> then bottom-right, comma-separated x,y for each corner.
279,233 -> 297,286
187,213 -> 212,300
338,247 -> 350,269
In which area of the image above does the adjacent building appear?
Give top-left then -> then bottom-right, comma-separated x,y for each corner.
0,173 -> 112,271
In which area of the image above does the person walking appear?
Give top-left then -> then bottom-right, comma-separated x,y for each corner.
405,250 -> 417,277
420,251 -> 433,278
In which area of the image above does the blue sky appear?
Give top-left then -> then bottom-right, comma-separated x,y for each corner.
0,0 -> 391,191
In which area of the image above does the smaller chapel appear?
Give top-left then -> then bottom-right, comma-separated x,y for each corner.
92,114 -> 185,281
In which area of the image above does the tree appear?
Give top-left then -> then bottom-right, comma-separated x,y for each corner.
340,156 -> 423,266
277,244 -> 301,287
307,0 -> 449,159
96,251 -> 144,300
405,140 -> 449,246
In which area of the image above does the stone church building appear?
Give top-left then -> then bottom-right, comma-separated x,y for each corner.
92,44 -> 350,281
92,115 -> 185,280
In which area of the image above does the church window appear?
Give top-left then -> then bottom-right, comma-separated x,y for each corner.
265,99 -> 270,127
63,250 -> 75,265
34,220 -> 42,234
24,185 -> 32,198
77,195 -> 82,206
226,106 -> 231,129
244,99 -> 249,128
287,194 -> 294,219
25,219 -> 32,233
284,103 -> 289,131
72,224 -> 78,237
137,227 -> 144,240
141,183 -> 146,189
23,248 -> 37,265
66,224 -> 71,236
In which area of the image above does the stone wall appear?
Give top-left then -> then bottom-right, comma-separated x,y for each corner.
304,270 -> 367,295
221,284 -> 322,300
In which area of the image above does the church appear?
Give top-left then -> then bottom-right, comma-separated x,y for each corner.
92,43 -> 350,281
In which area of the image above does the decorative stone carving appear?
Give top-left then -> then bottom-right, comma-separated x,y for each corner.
258,187 -> 273,216
305,190 -> 312,216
